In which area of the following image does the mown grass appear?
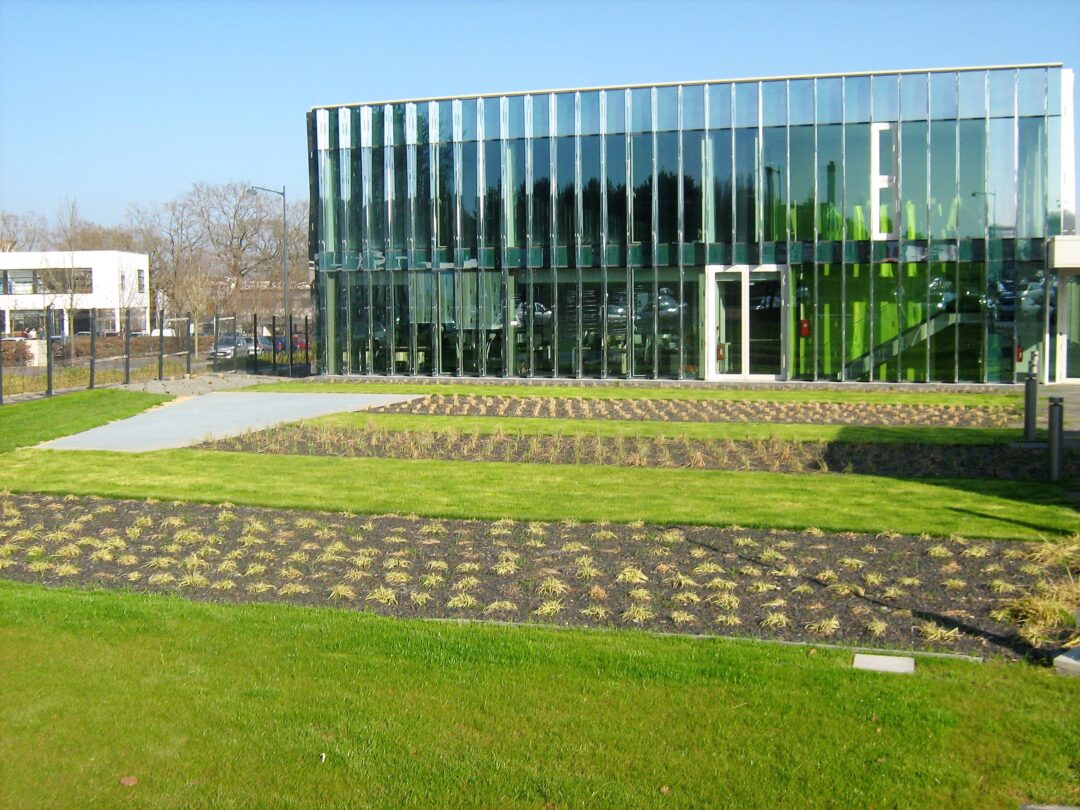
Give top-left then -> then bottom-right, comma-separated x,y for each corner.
6,448 -> 1077,540
251,380 -> 1021,408
0,389 -> 170,453
0,581 -> 1076,809
322,411 -> 1030,445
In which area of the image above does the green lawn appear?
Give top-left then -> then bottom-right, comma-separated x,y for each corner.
251,380 -> 1021,408
5,448 -> 1077,540
0,389 -> 170,453
325,411 -> 1029,445
0,581 -> 1076,809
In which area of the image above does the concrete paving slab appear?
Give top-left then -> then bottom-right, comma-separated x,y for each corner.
1052,647 -> 1080,677
38,392 -> 419,453
852,653 -> 916,674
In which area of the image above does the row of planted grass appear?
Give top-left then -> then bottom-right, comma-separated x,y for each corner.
324,411 -> 1031,445
251,380 -> 1022,408
1,580 -> 1078,809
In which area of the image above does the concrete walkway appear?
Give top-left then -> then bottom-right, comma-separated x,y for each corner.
39,392 -> 419,452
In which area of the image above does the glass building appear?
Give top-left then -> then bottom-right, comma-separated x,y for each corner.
308,64 -> 1076,383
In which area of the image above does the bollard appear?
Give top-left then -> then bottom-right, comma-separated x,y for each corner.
89,311 -> 96,390
252,313 -> 259,374
1024,373 -> 1038,442
1048,397 -> 1064,482
271,315 -> 277,374
286,313 -> 294,377
186,314 -> 192,375
212,314 -> 220,373
124,309 -> 131,384
45,307 -> 54,397
157,310 -> 165,381
232,312 -> 238,374
304,316 -> 310,369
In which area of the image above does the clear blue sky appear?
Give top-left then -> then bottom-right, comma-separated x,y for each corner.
1,0 -> 1077,227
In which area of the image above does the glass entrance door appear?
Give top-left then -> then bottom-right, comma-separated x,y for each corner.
1058,272 -> 1080,381
705,265 -> 786,379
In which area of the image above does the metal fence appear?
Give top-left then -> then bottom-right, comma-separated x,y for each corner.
0,307 -> 313,405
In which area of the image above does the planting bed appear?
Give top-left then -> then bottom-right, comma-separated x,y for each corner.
205,421 -> 1074,480
1,492 -> 1073,658
374,393 -> 1018,428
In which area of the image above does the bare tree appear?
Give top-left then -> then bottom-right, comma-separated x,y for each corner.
0,211 -> 49,252
189,181 -> 277,313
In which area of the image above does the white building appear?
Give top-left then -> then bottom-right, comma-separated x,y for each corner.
0,250 -> 151,336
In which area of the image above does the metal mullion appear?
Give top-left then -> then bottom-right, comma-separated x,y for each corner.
676,85 -> 685,379
525,96 -> 535,377
812,78 -> 820,381
574,92 -> 583,378
599,90 -> 609,379
840,78 -> 850,382
651,88 -> 659,379
385,139 -> 396,376
954,75 -> 961,382
550,94 -> 558,380
500,101 -> 511,377
624,90 -> 633,378
453,133 -> 464,377
981,77 -> 990,383
477,104 -> 487,378
407,137 -> 418,375
924,77 -> 933,384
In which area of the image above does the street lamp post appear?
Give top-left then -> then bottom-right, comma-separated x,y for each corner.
249,184 -> 289,371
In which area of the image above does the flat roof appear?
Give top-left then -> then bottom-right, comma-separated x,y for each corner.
311,62 -> 1065,112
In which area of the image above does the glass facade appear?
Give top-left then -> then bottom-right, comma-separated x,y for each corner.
310,64 -> 1075,382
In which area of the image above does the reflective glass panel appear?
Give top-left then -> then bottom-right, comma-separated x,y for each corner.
1018,68 -> 1046,116
507,96 -> 525,139
930,72 -> 957,119
761,81 -> 786,126
957,119 -> 987,238
987,117 -> 1017,234
817,78 -> 842,124
901,73 -> 928,120
817,125 -> 842,240
988,69 -> 1015,117
844,76 -> 871,122
958,71 -> 986,118
581,136 -> 602,255
657,86 -> 678,131
483,97 -> 500,140
631,88 -> 652,132
606,135 -> 627,245
900,121 -> 928,239
734,82 -> 758,127
872,74 -> 898,121
657,132 -> 678,259
682,130 -> 705,244
734,128 -> 757,242
929,120 -> 957,238
789,126 -> 814,240
762,127 -> 787,242
789,79 -> 814,125
461,98 -> 477,141
709,129 -> 733,243
580,91 -> 600,135
531,94 -> 550,138
708,84 -> 731,128
749,271 -> 782,374
556,92 -> 575,137
631,133 -> 652,247
604,89 -> 626,134
1018,116 -> 1046,238
682,85 -> 704,130
845,124 -> 871,239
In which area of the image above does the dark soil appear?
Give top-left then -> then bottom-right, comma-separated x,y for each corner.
374,394 -> 1018,428
203,422 -> 1074,481
0,492 -> 1060,659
